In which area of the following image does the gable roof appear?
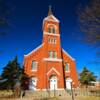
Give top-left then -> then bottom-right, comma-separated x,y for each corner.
43,15 -> 59,23
62,48 -> 75,61
24,44 -> 43,57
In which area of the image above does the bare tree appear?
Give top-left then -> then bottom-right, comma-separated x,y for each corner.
0,0 -> 12,36
78,0 -> 100,46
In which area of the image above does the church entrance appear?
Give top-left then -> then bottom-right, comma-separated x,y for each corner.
29,77 -> 37,90
66,78 -> 72,90
49,75 -> 57,90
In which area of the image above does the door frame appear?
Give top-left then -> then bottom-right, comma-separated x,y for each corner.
29,77 -> 37,90
49,75 -> 57,90
65,78 -> 72,90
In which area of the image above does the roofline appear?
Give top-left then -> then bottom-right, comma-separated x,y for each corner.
43,15 -> 60,23
24,44 -> 43,57
62,48 -> 75,61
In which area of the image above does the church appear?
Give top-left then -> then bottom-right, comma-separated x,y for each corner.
24,7 -> 78,91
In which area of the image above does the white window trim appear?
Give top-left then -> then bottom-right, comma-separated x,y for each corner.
44,58 -> 62,62
47,24 -> 57,34
49,51 -> 53,58
32,69 -> 37,71
42,88 -> 64,91
48,27 -> 56,34
48,51 -> 57,58
53,51 -> 57,58
44,32 -> 60,36
32,62 -> 38,71
65,63 -> 70,72
48,38 -> 56,44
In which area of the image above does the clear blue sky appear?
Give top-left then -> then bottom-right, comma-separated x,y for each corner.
0,0 -> 99,78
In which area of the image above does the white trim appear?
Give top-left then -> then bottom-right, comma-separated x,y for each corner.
31,70 -> 37,72
48,38 -> 56,44
56,88 -> 65,90
35,89 -> 40,91
47,24 -> 57,29
29,88 -> 65,91
44,15 -> 59,23
31,61 -> 38,71
29,77 -> 37,91
43,32 -> 60,36
62,48 -> 75,61
47,67 -> 60,76
66,78 -> 73,82
44,58 -> 62,62
65,63 -> 70,72
90,81 -> 100,84
24,44 -> 43,57
42,89 -> 47,91
65,71 -> 70,73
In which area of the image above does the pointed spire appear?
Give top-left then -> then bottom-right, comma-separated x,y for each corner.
48,5 -> 53,16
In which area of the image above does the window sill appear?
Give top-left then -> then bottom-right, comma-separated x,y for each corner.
65,71 -> 70,73
44,58 -> 62,62
44,32 -> 60,36
32,70 -> 37,71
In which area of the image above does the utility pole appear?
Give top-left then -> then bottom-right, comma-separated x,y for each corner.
71,82 -> 75,100
54,84 -> 56,97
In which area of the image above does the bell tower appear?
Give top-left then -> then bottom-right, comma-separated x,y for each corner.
42,6 -> 62,59
42,7 -> 65,90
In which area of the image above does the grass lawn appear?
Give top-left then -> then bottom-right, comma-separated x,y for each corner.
75,96 -> 100,100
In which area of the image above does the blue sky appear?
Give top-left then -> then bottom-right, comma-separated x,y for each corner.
0,0 -> 99,78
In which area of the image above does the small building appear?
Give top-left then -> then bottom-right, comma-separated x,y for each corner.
24,7 -> 78,91
90,81 -> 100,88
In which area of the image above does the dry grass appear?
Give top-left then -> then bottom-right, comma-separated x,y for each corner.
75,96 -> 100,100
0,90 -> 100,100
0,96 -> 100,100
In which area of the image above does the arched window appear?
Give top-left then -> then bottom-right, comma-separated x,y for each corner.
49,51 -> 53,58
52,28 -> 55,34
48,38 -> 56,44
32,61 -> 38,71
65,63 -> 69,72
53,51 -> 57,58
48,26 -> 56,34
48,51 -> 57,58
48,27 -> 51,33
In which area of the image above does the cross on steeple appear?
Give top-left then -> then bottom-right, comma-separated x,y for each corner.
48,5 -> 53,16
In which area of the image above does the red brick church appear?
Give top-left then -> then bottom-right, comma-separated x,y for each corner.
24,7 -> 78,91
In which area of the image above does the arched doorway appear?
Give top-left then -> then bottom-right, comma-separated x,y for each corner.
29,77 -> 37,90
49,75 -> 57,90
65,77 -> 72,90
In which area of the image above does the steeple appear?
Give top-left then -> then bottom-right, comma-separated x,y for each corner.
42,6 -> 59,31
43,6 -> 59,23
48,5 -> 53,16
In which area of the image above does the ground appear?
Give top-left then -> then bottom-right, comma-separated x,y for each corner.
0,89 -> 100,100
0,96 -> 100,100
